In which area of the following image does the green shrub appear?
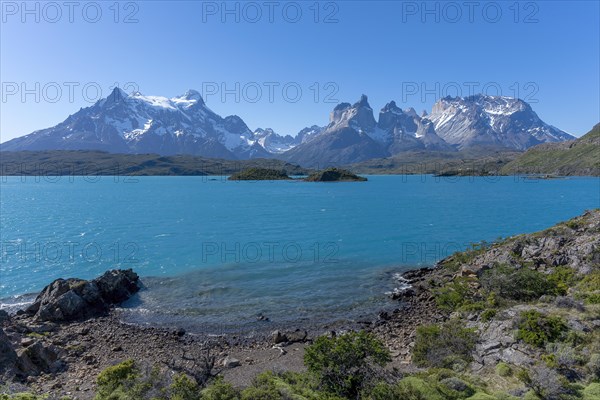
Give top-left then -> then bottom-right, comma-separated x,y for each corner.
95,359 -> 138,400
465,394 -> 496,400
395,377 -> 445,400
585,293 -> 600,304
516,368 -> 532,385
201,377 -> 240,400
492,393 -> 520,400
516,310 -> 568,348
577,271 -> 600,304
480,265 -> 556,301
586,354 -> 600,378
541,354 -> 559,368
238,370 -> 346,400
365,382 -> 408,400
434,279 -> 472,311
412,320 -> 477,368
547,267 -> 576,296
169,374 -> 200,400
582,383 -> 600,400
495,362 -> 512,377
240,386 -> 281,400
522,390 -> 541,400
565,220 -> 580,230
438,376 -> 475,398
270,371 -> 340,399
578,271 -> 600,291
480,309 -> 497,322
304,331 -> 390,399
94,360 -> 203,400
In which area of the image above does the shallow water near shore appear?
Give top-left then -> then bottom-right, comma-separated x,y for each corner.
1,175 -> 598,333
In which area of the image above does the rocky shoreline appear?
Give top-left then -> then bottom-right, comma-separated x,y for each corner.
1,209 -> 599,399
0,266 -> 442,398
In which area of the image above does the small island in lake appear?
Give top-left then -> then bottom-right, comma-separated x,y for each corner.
228,168 -> 292,180
228,167 -> 368,182
304,167 -> 367,182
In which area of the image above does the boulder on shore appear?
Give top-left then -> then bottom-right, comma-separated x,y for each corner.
16,341 -> 64,376
25,269 -> 141,322
271,329 -> 308,344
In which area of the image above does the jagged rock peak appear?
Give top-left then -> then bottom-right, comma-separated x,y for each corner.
353,94 -> 371,109
381,101 -> 402,113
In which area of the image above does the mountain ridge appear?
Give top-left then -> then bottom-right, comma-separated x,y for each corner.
1,89 -> 576,166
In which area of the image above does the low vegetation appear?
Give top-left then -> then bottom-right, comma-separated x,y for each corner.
304,168 -> 367,182
412,320 -> 477,369
515,310 -> 568,348
304,331 -> 390,398
227,168 -> 292,180
501,123 -> 600,176
348,149 -> 519,176
2,330 -> 561,400
424,211 -> 600,400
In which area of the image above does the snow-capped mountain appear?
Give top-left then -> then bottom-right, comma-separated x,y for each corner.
427,95 -> 574,150
283,94 -> 575,166
376,100 -> 453,152
283,95 -> 453,166
283,95 -> 389,166
295,125 -> 325,144
0,88 -> 272,159
1,90 -> 574,165
252,128 -> 296,154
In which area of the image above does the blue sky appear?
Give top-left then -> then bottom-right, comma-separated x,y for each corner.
1,0 -> 599,142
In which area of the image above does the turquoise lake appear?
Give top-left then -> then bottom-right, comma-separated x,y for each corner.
1,175 -> 599,333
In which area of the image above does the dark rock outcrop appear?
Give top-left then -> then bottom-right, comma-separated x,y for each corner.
16,341 -> 64,376
25,269 -> 141,322
0,310 -> 10,324
271,329 -> 308,344
0,328 -> 17,373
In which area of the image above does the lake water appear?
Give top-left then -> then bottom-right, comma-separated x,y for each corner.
1,175 -> 598,333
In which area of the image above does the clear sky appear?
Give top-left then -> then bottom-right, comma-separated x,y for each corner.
1,0 -> 599,142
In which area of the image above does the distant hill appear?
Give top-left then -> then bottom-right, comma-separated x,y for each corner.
0,150 -> 309,176
500,123 -> 600,176
347,149 -> 520,175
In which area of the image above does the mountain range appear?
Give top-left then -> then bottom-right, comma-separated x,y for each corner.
0,88 -> 575,166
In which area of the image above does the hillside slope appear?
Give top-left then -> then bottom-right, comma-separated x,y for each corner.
501,123 -> 600,176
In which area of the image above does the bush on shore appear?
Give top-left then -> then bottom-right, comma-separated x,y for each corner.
304,331 -> 391,398
412,320 -> 477,369
516,310 -> 568,348
85,332 -> 391,400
